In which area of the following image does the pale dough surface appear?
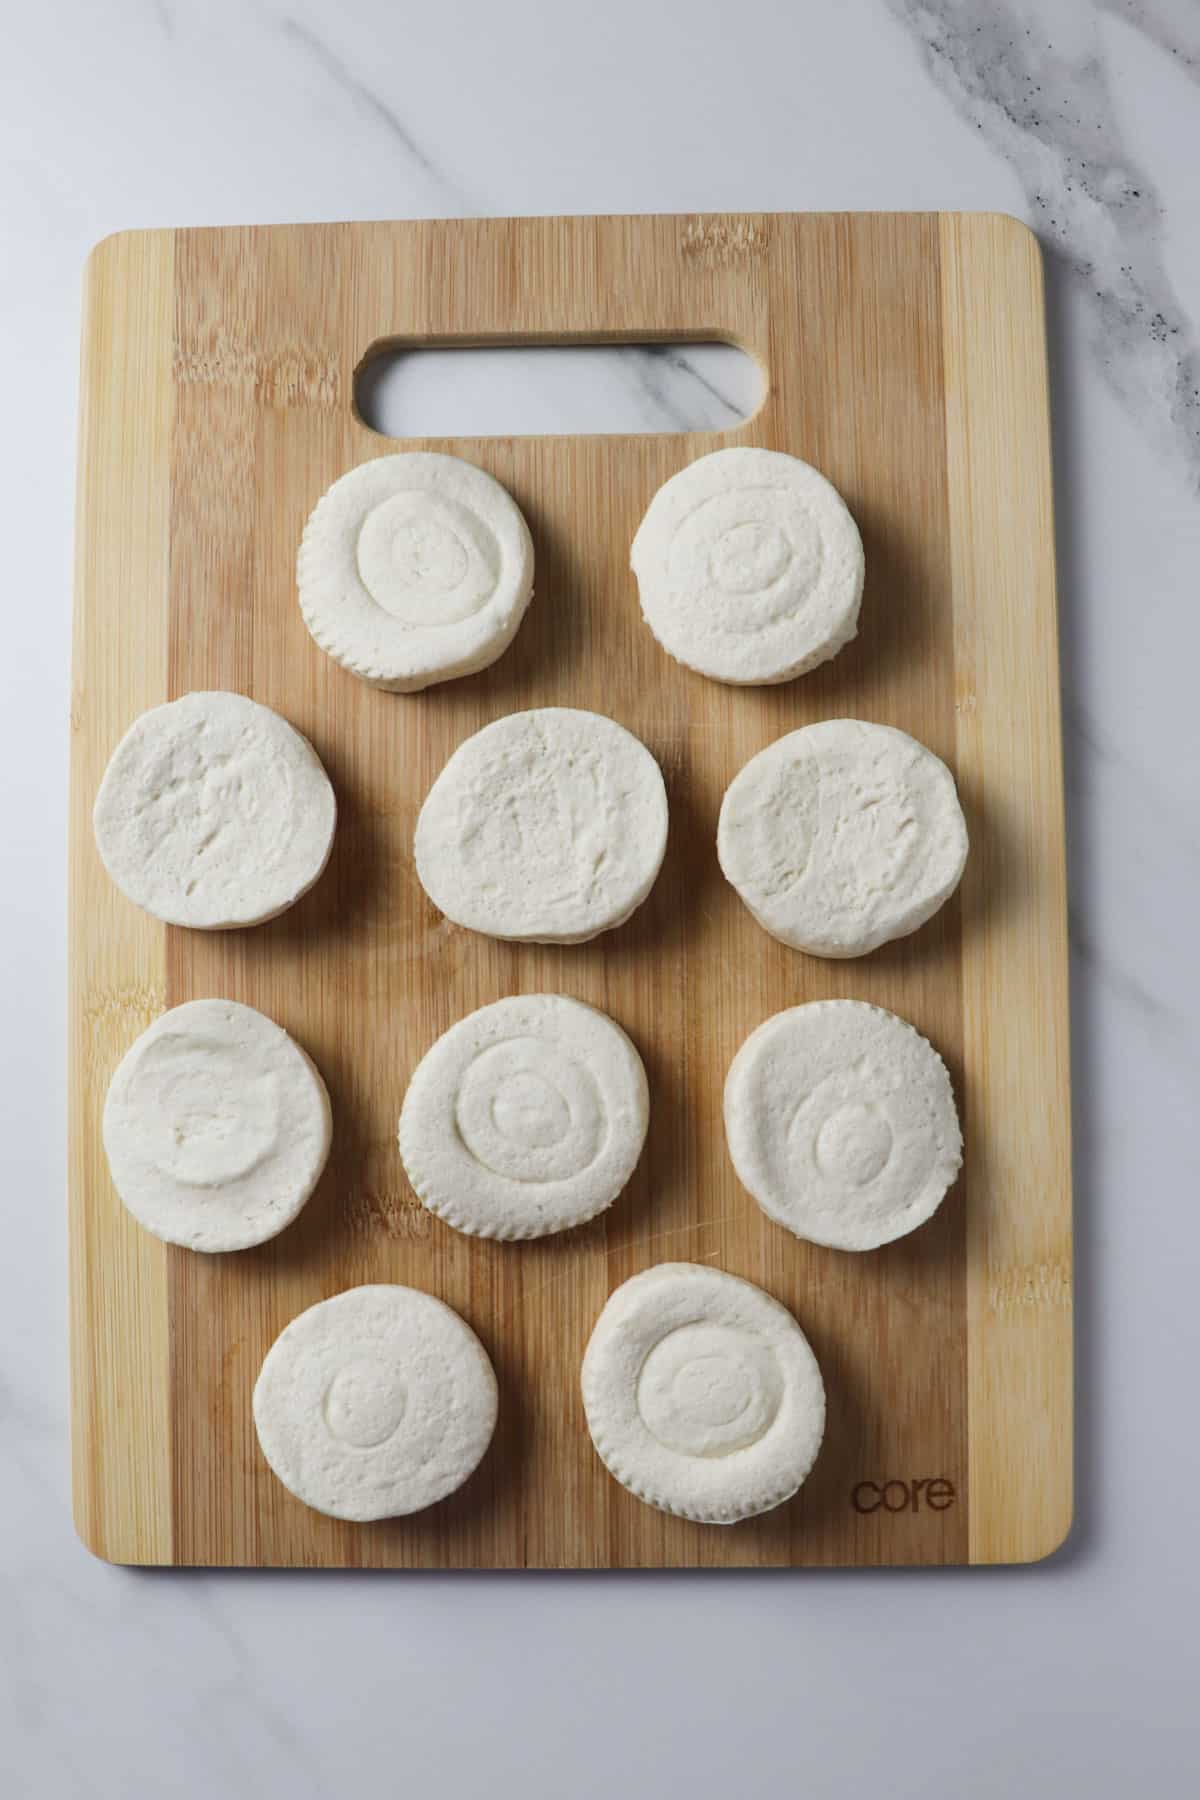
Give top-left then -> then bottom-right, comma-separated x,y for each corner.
724,1000 -> 963,1251
630,446 -> 864,685
93,691 -> 336,929
718,718 -> 968,957
414,708 -> 669,943
297,452 -> 534,691
582,1263 -> 825,1524
399,995 -> 649,1240
103,998 -> 332,1252
253,1285 -> 498,1522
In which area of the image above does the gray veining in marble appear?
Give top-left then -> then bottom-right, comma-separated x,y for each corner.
890,0 -> 1200,491
280,14 -> 752,437
281,15 -> 450,190
1106,0 -> 1200,76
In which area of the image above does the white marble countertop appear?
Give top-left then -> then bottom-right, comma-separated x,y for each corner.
4,0 -> 1198,1792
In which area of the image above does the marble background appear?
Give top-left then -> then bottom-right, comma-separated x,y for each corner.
3,0 -> 1197,1792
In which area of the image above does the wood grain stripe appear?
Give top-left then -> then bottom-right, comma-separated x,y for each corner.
69,230 -> 175,1563
166,227 -> 263,1564
940,214 -> 1073,1563
763,213 -> 969,1566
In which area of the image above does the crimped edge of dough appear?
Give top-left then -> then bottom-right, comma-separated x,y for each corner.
295,457 -> 534,692
397,996 -> 650,1241
637,602 -> 860,688
400,1160 -> 625,1242
580,1263 -> 826,1523
582,1409 -> 818,1525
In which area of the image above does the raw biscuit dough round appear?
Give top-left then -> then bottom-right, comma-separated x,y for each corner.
414,708 -> 669,943
93,691 -> 337,929
103,998 -> 332,1252
253,1285 -> 498,1521
724,1000 -> 963,1251
630,446 -> 864,685
582,1263 -> 825,1524
399,994 -> 649,1240
297,452 -> 534,691
718,718 -> 968,957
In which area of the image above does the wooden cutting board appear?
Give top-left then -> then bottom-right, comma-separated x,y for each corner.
69,212 -> 1072,1568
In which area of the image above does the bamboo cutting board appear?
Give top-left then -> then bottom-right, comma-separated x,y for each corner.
69,212 -> 1072,1567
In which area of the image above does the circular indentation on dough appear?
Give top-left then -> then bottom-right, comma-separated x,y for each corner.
717,718 -> 969,958
724,1000 -> 963,1251
253,1285 -> 497,1521
389,518 -> 469,593
630,447 -> 863,685
92,691 -> 337,930
813,1102 -> 894,1187
102,998 -> 332,1253
636,1324 -> 782,1456
453,1037 -> 604,1182
297,452 -> 534,691
709,519 -> 793,595
399,995 -> 649,1240
354,492 -> 498,624
137,1030 -> 282,1188
582,1263 -> 825,1523
490,1071 -> 569,1147
413,708 -> 669,944
322,1359 -> 408,1447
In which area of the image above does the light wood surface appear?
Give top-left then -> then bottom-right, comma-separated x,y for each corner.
939,215 -> 1073,1562
69,212 -> 1072,1567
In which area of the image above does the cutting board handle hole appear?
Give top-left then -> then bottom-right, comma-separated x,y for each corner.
354,339 -> 764,439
